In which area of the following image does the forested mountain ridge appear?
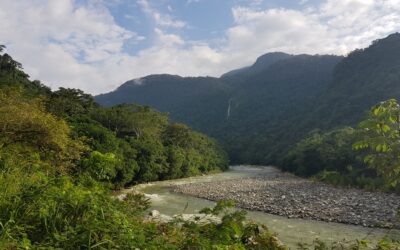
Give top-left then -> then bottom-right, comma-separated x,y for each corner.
220,52 -> 292,82
95,74 -> 230,133
221,54 -> 343,163
95,48 -> 343,163
313,32 -> 400,129
96,33 -> 400,167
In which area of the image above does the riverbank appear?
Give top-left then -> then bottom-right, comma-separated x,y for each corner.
172,167 -> 400,228
127,166 -> 394,247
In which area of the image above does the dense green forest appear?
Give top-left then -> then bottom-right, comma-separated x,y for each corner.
0,55 -> 229,187
96,33 -> 400,192
281,101 -> 400,193
0,46 -> 290,249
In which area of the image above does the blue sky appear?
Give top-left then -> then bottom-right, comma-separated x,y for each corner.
1,0 -> 400,94
104,0 -> 320,56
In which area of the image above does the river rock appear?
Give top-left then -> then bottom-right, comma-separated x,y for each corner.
172,171 -> 400,228
150,210 -> 160,217
173,214 -> 221,225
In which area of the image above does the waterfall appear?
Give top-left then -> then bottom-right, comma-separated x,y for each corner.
227,98 -> 232,120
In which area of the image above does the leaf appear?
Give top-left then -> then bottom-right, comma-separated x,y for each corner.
359,240 -> 368,248
364,155 -> 374,164
373,107 -> 380,116
382,124 -> 390,133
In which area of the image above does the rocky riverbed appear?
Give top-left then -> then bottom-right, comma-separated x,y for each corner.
172,169 -> 400,228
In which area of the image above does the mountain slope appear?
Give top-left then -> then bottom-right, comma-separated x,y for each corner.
96,33 -> 400,165
220,52 -> 292,83
96,74 -> 230,132
315,33 -> 400,129
220,54 -> 343,163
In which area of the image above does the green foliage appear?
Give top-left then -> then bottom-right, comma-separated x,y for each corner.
281,126 -> 388,191
179,200 -> 287,250
92,103 -> 168,139
0,45 -> 50,95
41,86 -> 228,187
0,160 -> 286,249
313,170 -> 384,191
374,238 -> 400,250
0,50 -> 236,249
0,162 -> 155,249
82,151 -> 119,181
46,87 -> 96,118
353,99 -> 400,190
200,200 -> 237,216
279,98 -> 400,192
282,128 -> 359,176
0,88 -> 86,173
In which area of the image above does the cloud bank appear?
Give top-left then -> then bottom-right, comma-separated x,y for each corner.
0,0 -> 399,94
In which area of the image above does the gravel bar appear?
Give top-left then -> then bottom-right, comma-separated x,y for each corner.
172,171 -> 400,228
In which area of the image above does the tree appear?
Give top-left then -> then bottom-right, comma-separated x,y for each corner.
281,128 -> 359,177
92,104 -> 168,139
0,88 -> 85,173
0,51 -> 29,81
82,151 -> 118,181
163,123 -> 192,148
46,88 -> 96,118
353,99 -> 400,187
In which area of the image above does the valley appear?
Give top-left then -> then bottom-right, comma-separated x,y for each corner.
1,28 -> 400,249
131,166 -> 396,248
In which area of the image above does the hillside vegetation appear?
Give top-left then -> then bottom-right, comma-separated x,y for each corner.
0,47 -> 288,249
96,33 -> 400,192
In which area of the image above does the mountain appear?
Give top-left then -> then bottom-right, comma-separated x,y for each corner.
219,54 -> 342,163
220,52 -> 292,82
314,33 -> 400,129
95,33 -> 400,165
95,74 -> 230,133
95,52 -> 294,134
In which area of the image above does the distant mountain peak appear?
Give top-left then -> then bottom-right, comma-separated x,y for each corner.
122,74 -> 182,88
221,52 -> 292,79
253,52 -> 292,68
129,78 -> 145,85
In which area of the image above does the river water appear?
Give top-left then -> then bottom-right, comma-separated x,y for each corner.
130,166 -> 396,248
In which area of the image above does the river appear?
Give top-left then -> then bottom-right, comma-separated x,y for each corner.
129,166 -> 397,248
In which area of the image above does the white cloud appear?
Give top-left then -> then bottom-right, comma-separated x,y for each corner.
1,0 -> 400,95
224,0 -> 400,63
137,0 -> 186,28
154,28 -> 184,46
0,0 -> 145,93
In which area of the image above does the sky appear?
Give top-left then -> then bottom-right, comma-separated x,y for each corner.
0,0 -> 400,94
